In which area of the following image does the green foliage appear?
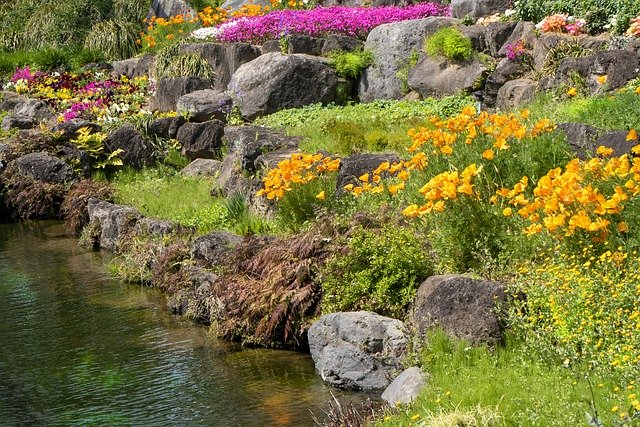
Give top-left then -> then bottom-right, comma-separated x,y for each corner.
320,225 -> 433,318
84,20 -> 140,61
515,0 -> 639,34
540,40 -> 592,77
396,49 -> 419,94
110,0 -> 150,22
111,167 -> 229,234
327,50 -> 374,79
379,331 -> 632,427
32,47 -> 73,71
425,27 -> 474,61
224,192 -> 272,236
154,43 -> 215,79
71,127 -> 124,172
276,174 -> 336,232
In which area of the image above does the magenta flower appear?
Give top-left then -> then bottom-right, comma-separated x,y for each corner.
11,66 -> 34,83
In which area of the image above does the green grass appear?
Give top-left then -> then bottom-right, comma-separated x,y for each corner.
111,167 -> 228,234
254,95 -> 473,155
378,331 -> 635,427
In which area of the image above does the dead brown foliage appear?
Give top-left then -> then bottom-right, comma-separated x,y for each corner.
61,180 -> 114,236
211,228 -> 335,349
151,242 -> 192,294
1,165 -> 67,220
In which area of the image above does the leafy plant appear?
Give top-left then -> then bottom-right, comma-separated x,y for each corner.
84,20 -> 140,61
327,50 -> 374,79
425,27 -> 474,61
71,126 -> 124,171
320,224 -> 433,318
154,43 -> 214,79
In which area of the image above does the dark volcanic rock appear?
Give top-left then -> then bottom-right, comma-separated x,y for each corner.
14,152 -> 75,184
177,120 -> 225,160
104,125 -> 156,169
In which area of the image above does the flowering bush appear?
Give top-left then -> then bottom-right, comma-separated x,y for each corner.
626,16 -> 640,36
504,39 -> 530,64
216,4 -> 449,43
536,14 -> 587,35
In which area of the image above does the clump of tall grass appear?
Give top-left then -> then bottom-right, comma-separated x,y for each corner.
84,20 -> 140,61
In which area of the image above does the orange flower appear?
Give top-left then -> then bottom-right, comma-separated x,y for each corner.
566,87 -> 578,97
626,129 -> 638,141
482,149 -> 494,160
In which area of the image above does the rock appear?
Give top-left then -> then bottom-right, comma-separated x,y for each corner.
13,99 -> 54,122
286,35 -> 325,55
176,89 -> 234,122
221,0 -> 270,12
483,58 -> 527,109
381,367 -> 427,407
147,0 -> 194,19
408,55 -> 488,98
229,53 -> 344,120
180,158 -> 223,177
87,198 -> 142,253
495,78 -> 537,111
152,76 -> 212,112
104,125 -> 156,169
112,54 -> 155,79
261,40 -> 281,54
224,125 -> 300,173
0,91 -> 26,112
589,50 -> 640,90
308,311 -> 409,390
146,116 -> 187,139
532,33 -> 609,73
321,34 -> 364,55
557,122 -> 600,159
177,120 -> 225,160
1,115 -> 36,131
56,144 -> 93,177
451,0 -> 510,19
166,266 -> 218,322
51,120 -> 102,142
497,21 -> 536,57
483,22 -> 517,57
359,17 -> 458,102
460,25 -> 487,53
254,148 -> 299,173
14,152 -> 75,184
411,274 -> 507,345
81,62 -> 114,74
594,130 -> 638,157
133,217 -> 178,237
179,43 -> 261,90
190,231 -> 242,266
336,153 -> 400,191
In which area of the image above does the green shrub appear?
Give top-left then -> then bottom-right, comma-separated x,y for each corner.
154,43 -> 215,79
327,50 -> 374,79
32,47 -> 73,71
275,174 -> 336,232
110,0 -> 150,22
320,225 -> 433,318
224,192 -> 272,236
84,20 -> 140,61
425,27 -> 473,61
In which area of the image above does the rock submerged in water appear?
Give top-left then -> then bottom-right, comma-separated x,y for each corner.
308,311 -> 408,390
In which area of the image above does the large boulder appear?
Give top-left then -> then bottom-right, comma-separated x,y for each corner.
408,55 -> 488,98
190,231 -> 243,267
176,89 -> 234,122
228,53 -> 344,120
147,0 -> 194,19
483,58 -> 527,109
451,0 -> 510,19
483,21 -> 517,57
1,115 -> 36,131
179,42 -> 261,90
0,91 -> 26,112
51,120 -> 102,142
13,99 -> 54,122
14,152 -> 75,184
112,54 -> 155,79
381,367 -> 427,407
336,153 -> 400,191
321,34 -> 363,55
497,21 -> 536,57
557,122 -> 600,159
87,198 -> 142,253
146,116 -> 187,140
594,130 -> 638,157
411,275 -> 507,345
308,311 -> 409,390
359,17 -> 458,102
495,78 -> 537,111
223,125 -> 300,173
104,125 -> 156,169
180,158 -> 223,177
220,0 -> 269,12
286,35 -> 325,55
177,120 -> 225,160
151,76 -> 212,112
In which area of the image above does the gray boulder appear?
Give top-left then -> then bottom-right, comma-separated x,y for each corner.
460,25 -> 487,53
359,17 -> 458,102
0,91 -> 26,112
87,198 -> 142,253
104,125 -> 156,169
14,99 -> 54,122
321,34 -> 363,55
483,22 -> 517,57
308,311 -> 409,390
381,367 -> 427,407
594,130 -> 638,157
411,275 -> 507,345
497,21 -> 536,57
112,54 -> 155,79
152,76 -> 212,112
451,0 -> 510,19
14,152 -> 75,184
180,158 -> 223,177
336,153 -> 400,191
179,43 -> 261,90
495,78 -> 537,111
177,120 -> 225,160
483,58 -> 527,109
261,40 -> 281,54
286,35 -> 325,55
408,55 -> 487,98
133,217 -> 179,237
51,120 -> 102,142
146,116 -> 187,139
190,231 -> 243,267
147,0 -> 194,19
221,0 -> 269,12
224,125 -> 300,173
557,122 -> 600,159
176,89 -> 234,122
166,266 -> 218,322
229,53 -> 344,120
1,115 -> 36,131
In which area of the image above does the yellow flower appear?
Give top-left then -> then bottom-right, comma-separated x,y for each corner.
482,149 -> 495,160
626,129 -> 638,141
597,75 -> 608,85
315,191 -> 325,201
358,173 -> 369,183
635,86 -> 640,95
503,207 -> 513,216
411,414 -> 421,420
566,87 -> 578,97
618,222 -> 629,233
596,145 -> 614,156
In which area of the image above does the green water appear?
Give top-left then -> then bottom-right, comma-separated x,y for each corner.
0,222 -> 369,426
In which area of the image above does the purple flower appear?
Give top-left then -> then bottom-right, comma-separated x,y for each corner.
11,66 -> 34,83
